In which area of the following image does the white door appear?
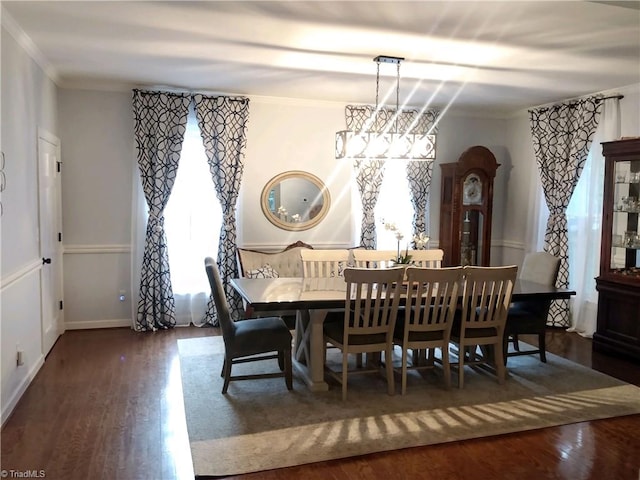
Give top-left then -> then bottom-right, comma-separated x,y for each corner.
38,129 -> 64,356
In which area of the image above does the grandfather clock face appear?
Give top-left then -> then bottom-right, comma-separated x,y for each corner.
462,173 -> 483,205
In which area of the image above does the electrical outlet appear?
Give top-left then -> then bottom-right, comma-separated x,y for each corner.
16,350 -> 24,366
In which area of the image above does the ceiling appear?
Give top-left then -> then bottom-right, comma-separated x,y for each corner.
3,1 -> 639,115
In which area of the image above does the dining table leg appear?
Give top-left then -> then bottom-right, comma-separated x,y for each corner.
293,308 -> 329,392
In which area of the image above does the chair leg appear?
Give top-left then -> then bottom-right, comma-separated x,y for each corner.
222,357 -> 232,394
386,347 -> 395,396
503,334 -> 509,365
278,350 -> 285,371
512,334 -> 520,351
494,342 -> 507,385
220,359 -> 226,378
539,332 -> 547,362
401,346 -> 408,395
442,345 -> 451,390
458,345 -> 465,389
284,348 -> 293,390
342,351 -> 349,401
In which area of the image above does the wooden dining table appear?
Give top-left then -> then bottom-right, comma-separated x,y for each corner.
230,276 -> 576,392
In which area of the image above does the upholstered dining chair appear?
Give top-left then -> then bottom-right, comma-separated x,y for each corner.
323,266 -> 405,400
300,249 -> 351,277
393,266 -> 464,394
450,265 -> 517,388
204,257 -> 293,393
504,251 -> 561,364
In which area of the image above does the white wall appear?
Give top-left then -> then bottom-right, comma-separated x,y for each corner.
57,89 -> 134,329
1,25 -> 58,423
239,98 -> 353,249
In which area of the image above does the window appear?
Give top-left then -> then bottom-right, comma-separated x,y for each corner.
375,162 -> 414,249
164,110 -> 222,322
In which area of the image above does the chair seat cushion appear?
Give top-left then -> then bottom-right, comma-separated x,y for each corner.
229,317 -> 292,358
394,318 -> 445,342
450,311 -> 498,340
324,320 -> 387,345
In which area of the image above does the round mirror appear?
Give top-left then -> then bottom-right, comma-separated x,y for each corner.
261,171 -> 331,231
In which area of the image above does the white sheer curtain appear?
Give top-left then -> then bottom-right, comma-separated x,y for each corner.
376,161 -> 414,249
163,108 -> 222,326
566,97 -> 620,337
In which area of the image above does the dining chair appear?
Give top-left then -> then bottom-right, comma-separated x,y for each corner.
407,249 -> 444,268
351,249 -> 398,268
450,265 -> 517,388
300,248 -> 351,277
393,266 -> 464,394
503,251 -> 560,363
323,266 -> 405,400
205,257 -> 293,393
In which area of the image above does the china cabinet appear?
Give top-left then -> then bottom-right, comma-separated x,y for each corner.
594,138 -> 640,362
439,146 -> 499,267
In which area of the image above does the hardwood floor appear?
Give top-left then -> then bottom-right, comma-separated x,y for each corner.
1,327 -> 639,480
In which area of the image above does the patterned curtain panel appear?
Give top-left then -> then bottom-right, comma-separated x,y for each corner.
132,89 -> 191,331
355,158 -> 385,248
346,105 -> 438,248
405,110 -> 439,241
194,94 -> 250,324
529,95 -> 603,327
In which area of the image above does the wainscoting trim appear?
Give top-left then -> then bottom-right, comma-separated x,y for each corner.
64,244 -> 131,254
65,318 -> 132,330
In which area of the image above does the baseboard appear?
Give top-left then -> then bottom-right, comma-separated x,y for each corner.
65,318 -> 132,330
1,355 -> 45,427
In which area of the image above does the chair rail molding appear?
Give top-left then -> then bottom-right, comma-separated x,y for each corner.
64,244 -> 131,254
1,259 -> 42,291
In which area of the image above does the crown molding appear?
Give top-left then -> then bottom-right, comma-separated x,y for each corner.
1,6 -> 59,83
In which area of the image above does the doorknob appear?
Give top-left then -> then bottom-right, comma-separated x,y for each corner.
42,257 -> 52,264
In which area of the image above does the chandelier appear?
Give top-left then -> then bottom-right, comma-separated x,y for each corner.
335,55 -> 436,161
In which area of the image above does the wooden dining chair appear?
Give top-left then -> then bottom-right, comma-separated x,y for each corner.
323,266 -> 405,400
450,265 -> 517,388
407,249 -> 444,268
393,266 -> 464,394
205,257 -> 293,393
504,251 -> 560,363
300,249 -> 351,277
351,249 -> 398,268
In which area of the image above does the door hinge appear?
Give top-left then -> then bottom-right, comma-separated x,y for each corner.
58,232 -> 62,242
59,300 -> 63,310
57,161 -> 62,173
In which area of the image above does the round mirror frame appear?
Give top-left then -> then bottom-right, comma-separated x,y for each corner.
260,170 -> 331,231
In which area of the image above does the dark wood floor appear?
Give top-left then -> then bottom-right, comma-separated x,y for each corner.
1,327 -> 639,480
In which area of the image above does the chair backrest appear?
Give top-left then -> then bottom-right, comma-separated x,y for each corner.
351,249 -> 398,268
300,249 -> 350,277
520,252 -> 560,286
460,265 -> 518,337
403,266 -> 463,335
407,249 -> 444,268
204,257 -> 236,341
342,267 -> 405,338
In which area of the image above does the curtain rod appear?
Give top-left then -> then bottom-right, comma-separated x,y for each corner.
598,94 -> 624,101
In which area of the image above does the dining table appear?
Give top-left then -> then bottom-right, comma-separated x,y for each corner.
230,276 -> 576,392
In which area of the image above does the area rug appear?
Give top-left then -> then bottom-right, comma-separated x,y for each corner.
178,336 -> 640,478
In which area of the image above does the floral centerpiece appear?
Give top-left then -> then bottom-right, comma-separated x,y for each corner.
383,221 -> 412,264
383,220 -> 430,265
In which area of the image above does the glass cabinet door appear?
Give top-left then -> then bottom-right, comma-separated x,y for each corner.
611,159 -> 640,275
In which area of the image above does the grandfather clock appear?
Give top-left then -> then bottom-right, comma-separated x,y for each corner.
439,146 -> 499,266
